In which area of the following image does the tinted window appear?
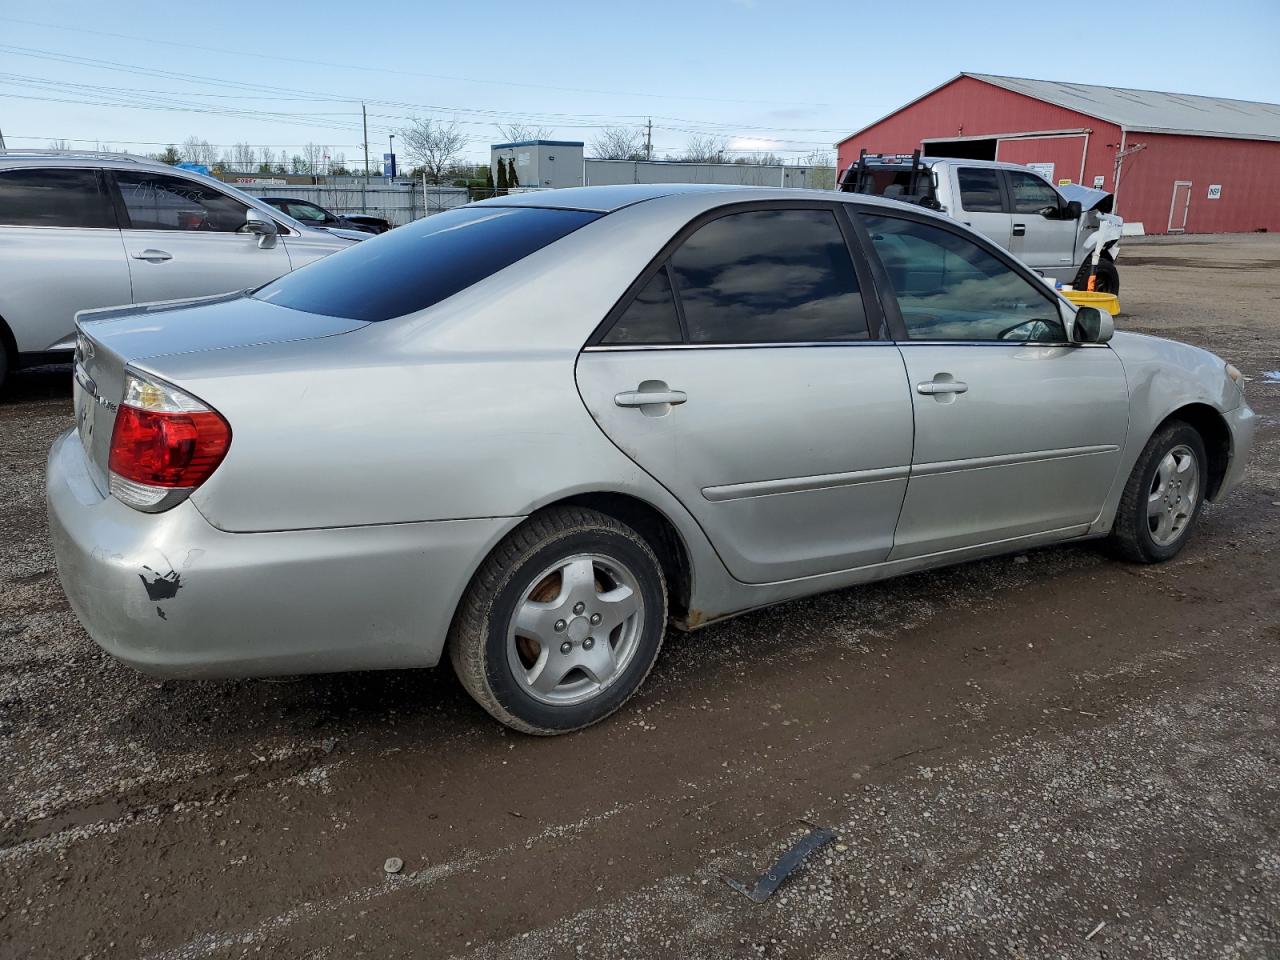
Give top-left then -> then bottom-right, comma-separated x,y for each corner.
602,267 -> 682,345
287,201 -> 329,222
669,208 -> 868,343
862,214 -> 1065,342
957,168 -> 1004,213
0,168 -> 115,228
115,171 -> 249,232
253,205 -> 599,322
1007,171 -> 1061,215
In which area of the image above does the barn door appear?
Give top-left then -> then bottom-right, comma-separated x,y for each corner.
1168,181 -> 1192,233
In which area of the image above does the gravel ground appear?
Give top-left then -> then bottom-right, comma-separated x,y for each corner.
0,233 -> 1277,959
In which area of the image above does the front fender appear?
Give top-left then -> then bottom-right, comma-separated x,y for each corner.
1089,332 -> 1240,533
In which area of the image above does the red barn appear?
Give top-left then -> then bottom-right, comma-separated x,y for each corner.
836,74 -> 1280,235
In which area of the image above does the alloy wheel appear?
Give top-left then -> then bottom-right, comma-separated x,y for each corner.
505,553 -> 645,706
1147,443 -> 1199,547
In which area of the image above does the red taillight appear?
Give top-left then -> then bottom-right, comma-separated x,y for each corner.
107,373 -> 231,511
108,405 -> 231,487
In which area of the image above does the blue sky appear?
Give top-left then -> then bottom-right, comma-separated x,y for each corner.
1,0 -> 1277,167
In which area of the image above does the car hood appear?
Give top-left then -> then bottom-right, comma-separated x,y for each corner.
323,226 -> 370,241
76,292 -> 368,362
1058,184 -> 1114,213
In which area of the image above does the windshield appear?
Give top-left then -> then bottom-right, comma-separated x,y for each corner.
252,205 -> 601,322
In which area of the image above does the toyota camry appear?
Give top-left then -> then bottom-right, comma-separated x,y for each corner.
48,184 -> 1255,734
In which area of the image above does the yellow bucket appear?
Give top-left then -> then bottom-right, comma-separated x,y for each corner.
1063,289 -> 1120,316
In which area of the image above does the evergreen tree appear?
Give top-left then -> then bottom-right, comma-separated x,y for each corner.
496,160 -> 509,193
484,165 -> 495,198
507,158 -> 520,187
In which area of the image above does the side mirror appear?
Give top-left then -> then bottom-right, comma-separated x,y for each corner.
1072,305 -> 1113,344
1066,200 -> 1083,220
244,208 -> 279,249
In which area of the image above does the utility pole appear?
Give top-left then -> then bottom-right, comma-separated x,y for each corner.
0,127 -> 6,150
361,101 -> 370,214
645,118 -> 652,161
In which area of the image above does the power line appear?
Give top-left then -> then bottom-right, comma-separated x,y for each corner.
0,45 -> 848,137
0,15 -> 826,108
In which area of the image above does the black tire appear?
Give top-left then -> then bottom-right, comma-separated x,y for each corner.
1108,421 -> 1207,563
0,346 -> 8,396
448,506 -> 667,735
1073,255 -> 1120,295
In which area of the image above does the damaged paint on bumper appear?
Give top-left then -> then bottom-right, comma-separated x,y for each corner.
46,429 -> 520,678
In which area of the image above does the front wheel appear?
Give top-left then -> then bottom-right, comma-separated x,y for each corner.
1108,422 -> 1207,563
449,507 -> 667,735
1073,255 -> 1120,295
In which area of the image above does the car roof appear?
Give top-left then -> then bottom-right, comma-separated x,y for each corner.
476,183 -> 954,220
0,150 -> 173,170
472,183 -> 751,213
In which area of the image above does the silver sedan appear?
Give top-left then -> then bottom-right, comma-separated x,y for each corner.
47,185 -> 1255,734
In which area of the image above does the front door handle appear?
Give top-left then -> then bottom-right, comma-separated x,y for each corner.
615,389 -> 687,407
917,380 -> 969,395
132,249 -> 173,262
1012,224 -> 1026,237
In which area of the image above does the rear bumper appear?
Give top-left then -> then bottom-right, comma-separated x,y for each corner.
46,429 -> 520,678
1216,400 -> 1256,501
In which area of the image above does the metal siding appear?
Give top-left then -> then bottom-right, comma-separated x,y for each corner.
995,136 -> 1087,184
836,76 -> 1106,173
836,75 -> 1280,234
1112,132 -> 1280,234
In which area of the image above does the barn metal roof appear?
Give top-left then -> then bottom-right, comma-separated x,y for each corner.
969,74 -> 1280,141
838,74 -> 1280,145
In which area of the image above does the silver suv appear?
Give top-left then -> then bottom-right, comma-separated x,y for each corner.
0,151 -> 360,389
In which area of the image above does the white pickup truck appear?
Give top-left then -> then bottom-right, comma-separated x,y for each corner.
840,152 -> 1122,293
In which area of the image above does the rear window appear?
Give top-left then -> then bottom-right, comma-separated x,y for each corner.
0,168 -> 116,228
253,205 -> 600,322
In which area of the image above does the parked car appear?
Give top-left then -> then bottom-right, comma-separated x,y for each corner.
0,150 -> 363,390
48,185 -> 1253,735
841,152 -> 1122,293
342,213 -> 394,234
258,197 -> 392,235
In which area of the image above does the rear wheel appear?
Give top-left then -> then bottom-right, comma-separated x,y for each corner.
449,507 -> 667,735
1108,422 -> 1206,563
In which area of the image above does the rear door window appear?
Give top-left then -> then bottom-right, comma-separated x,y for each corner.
667,208 -> 869,343
957,168 -> 1005,213
0,168 -> 116,228
253,205 -> 600,322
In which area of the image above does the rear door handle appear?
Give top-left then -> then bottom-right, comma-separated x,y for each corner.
917,380 -> 968,395
132,249 -> 173,262
615,389 -> 687,407
1012,224 -> 1026,237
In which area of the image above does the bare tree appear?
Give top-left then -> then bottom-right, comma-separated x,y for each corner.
797,150 -> 837,190
181,137 -> 218,167
231,142 -> 257,170
591,126 -> 646,161
679,135 -> 729,164
47,139 -> 70,151
301,143 -> 331,177
399,118 -> 467,184
496,123 -> 553,143
733,150 -> 783,166
181,137 -> 216,167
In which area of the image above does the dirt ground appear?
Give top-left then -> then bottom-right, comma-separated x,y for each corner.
1,233 -> 1277,960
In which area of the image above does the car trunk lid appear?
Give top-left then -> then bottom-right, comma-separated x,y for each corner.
72,292 -> 367,494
